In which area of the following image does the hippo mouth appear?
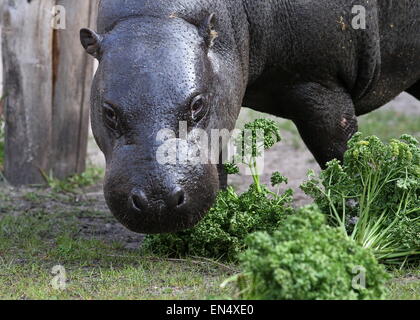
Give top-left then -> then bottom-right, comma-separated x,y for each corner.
104,190 -> 215,234
103,164 -> 220,234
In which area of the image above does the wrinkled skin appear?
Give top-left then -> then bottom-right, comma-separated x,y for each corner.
81,0 -> 420,234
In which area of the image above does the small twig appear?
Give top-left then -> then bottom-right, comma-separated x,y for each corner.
191,256 -> 239,273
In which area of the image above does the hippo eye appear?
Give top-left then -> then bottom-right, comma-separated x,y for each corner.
103,103 -> 119,131
190,94 -> 208,122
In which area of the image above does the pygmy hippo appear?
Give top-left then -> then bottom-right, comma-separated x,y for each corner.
80,0 -> 420,234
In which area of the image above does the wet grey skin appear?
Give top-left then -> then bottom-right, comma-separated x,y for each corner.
81,0 -> 420,234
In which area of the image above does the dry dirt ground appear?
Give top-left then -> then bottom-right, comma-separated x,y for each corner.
1,93 -> 419,246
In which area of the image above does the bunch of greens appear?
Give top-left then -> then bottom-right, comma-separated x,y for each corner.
142,182 -> 293,261
301,133 -> 420,265
142,119 -> 294,262
229,206 -> 389,300
227,118 -> 282,193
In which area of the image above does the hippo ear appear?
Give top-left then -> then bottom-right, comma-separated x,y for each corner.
80,28 -> 103,59
200,13 -> 218,49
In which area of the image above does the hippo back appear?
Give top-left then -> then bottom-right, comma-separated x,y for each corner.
98,0 -> 229,33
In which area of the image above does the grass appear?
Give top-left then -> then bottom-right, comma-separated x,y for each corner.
41,167 -> 105,193
0,187 -> 235,300
386,267 -> 420,300
359,110 -> 420,141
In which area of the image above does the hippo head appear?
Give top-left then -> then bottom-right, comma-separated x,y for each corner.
80,15 -> 243,234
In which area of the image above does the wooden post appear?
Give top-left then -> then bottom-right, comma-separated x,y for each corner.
52,0 -> 97,179
2,0 -> 98,185
2,0 -> 55,185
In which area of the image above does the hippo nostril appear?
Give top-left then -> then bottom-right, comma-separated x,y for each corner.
167,186 -> 186,209
177,192 -> 185,206
130,189 -> 148,212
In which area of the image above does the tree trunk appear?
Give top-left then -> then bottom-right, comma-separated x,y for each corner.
2,0 -> 98,185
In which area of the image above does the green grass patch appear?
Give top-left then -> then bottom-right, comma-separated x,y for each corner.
41,167 -> 105,193
0,203 -> 235,299
386,266 -> 420,300
359,110 -> 420,141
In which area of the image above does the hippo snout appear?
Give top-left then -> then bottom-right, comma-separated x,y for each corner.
129,186 -> 186,214
103,159 -> 220,234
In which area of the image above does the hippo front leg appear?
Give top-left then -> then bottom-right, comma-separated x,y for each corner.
217,142 -> 229,190
289,83 -> 358,168
217,163 -> 228,190
406,81 -> 420,100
